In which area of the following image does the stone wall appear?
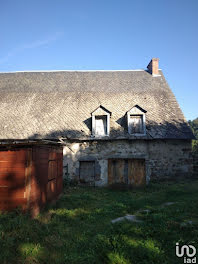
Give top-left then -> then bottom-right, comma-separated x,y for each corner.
63,139 -> 193,186
147,140 -> 193,180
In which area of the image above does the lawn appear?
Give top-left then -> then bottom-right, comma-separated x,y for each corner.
0,180 -> 198,264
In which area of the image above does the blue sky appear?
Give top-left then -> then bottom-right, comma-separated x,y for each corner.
0,0 -> 197,120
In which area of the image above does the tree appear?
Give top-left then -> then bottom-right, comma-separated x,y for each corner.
188,118 -> 198,153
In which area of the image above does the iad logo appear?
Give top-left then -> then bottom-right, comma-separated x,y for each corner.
176,243 -> 196,263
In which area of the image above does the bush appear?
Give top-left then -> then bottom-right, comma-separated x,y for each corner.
192,140 -> 198,153
63,178 -> 78,187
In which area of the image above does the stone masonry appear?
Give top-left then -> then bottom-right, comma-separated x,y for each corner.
63,139 -> 193,186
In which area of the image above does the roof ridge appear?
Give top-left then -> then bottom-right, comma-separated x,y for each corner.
0,69 -> 162,74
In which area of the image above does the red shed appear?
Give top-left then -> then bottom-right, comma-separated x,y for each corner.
0,143 -> 63,216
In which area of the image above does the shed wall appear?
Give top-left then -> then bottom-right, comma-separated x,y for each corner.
0,148 -> 31,211
0,145 -> 63,214
28,145 -> 63,215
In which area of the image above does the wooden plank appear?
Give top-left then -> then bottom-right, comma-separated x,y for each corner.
128,159 -> 146,187
108,159 -> 126,184
116,159 -> 125,183
128,160 -> 133,185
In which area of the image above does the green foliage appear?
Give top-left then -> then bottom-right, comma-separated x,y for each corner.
1,181 -> 198,264
192,140 -> 198,153
63,178 -> 78,187
188,118 -> 198,153
188,118 -> 198,139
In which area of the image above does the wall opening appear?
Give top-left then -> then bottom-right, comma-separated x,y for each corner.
95,115 -> 107,136
129,115 -> 143,134
79,161 -> 95,186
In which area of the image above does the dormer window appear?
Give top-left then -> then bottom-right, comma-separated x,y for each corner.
129,115 -> 143,134
127,105 -> 146,135
95,115 -> 107,136
91,105 -> 111,137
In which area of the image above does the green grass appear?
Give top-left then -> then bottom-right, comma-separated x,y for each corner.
1,180 -> 198,264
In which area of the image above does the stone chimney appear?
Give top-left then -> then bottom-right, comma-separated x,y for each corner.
147,58 -> 159,75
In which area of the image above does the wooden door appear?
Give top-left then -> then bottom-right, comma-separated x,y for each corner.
108,159 -> 128,184
128,159 -> 146,186
108,159 -> 145,187
79,161 -> 95,185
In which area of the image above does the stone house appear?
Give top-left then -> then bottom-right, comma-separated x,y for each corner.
0,58 -> 194,187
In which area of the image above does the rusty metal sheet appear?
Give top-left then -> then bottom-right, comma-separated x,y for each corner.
49,151 -> 57,160
0,148 -> 31,211
0,197 -> 27,211
0,145 -> 63,213
0,149 -> 29,211
56,158 -> 63,194
0,186 -> 26,199
32,147 -> 49,161
0,149 -> 27,162
48,160 -> 57,180
47,179 -> 56,201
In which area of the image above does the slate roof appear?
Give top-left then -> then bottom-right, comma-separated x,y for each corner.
0,69 -> 194,140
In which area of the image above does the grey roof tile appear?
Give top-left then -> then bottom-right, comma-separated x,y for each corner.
0,70 -> 194,140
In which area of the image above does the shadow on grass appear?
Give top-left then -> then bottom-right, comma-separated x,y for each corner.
1,181 -> 198,264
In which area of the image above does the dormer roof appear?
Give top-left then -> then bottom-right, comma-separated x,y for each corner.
127,105 -> 147,115
91,105 -> 112,116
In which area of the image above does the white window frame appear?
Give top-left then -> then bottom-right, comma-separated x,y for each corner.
92,114 -> 110,137
127,106 -> 146,136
